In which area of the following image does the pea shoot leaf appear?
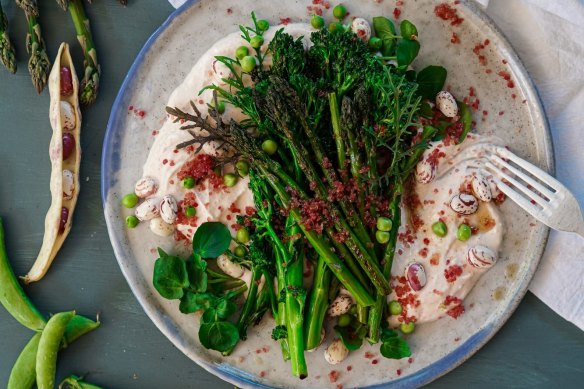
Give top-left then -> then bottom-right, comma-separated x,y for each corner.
199,321 -> 240,352
396,39 -> 420,68
400,20 -> 418,40
186,254 -> 208,293
179,292 -> 218,314
335,324 -> 366,351
380,334 -> 411,359
373,16 -> 397,56
457,101 -> 473,144
216,298 -> 238,319
192,222 -> 232,258
153,253 -> 189,300
416,65 -> 447,100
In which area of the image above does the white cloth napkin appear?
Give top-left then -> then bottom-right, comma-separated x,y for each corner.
167,0 -> 584,330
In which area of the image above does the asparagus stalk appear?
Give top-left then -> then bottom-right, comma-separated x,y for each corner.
0,2 -> 16,73
15,0 -> 38,18
68,0 -> 100,105
25,14 -> 50,93
304,256 -> 331,350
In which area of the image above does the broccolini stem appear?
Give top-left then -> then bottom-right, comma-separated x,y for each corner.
304,256 -> 331,350
236,265 -> 262,340
0,3 -> 16,74
285,224 -> 307,379
367,194 -> 400,343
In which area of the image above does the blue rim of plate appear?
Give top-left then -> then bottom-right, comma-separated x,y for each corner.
101,0 -> 553,388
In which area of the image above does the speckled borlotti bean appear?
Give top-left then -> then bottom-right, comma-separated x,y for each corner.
59,101 -> 76,131
327,294 -> 353,317
62,170 -> 74,200
472,175 -> 492,202
324,338 -> 349,365
135,198 -> 160,221
467,245 -> 497,269
159,195 -> 178,224
436,91 -> 458,118
351,18 -> 371,41
149,218 -> 175,237
415,159 -> 436,184
450,193 -> 479,215
405,262 -> 427,291
217,254 -> 245,278
134,177 -> 158,198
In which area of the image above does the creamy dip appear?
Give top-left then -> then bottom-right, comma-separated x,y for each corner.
137,23 -> 505,326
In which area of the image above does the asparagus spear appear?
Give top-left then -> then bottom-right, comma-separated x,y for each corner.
68,0 -> 100,105
0,2 -> 16,73
304,256 -> 331,350
25,15 -> 50,93
15,0 -> 38,18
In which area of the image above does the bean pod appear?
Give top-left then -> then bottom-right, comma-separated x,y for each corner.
36,311 -> 76,389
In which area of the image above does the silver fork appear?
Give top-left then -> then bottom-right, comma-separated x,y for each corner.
480,146 -> 584,238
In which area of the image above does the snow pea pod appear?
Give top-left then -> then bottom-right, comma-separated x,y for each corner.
36,311 -> 76,389
0,218 -> 46,331
7,315 -> 100,389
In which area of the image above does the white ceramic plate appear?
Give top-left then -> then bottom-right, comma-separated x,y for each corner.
102,0 -> 553,387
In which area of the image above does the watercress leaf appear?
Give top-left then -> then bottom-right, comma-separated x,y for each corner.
380,327 -> 399,342
396,39 -> 420,68
152,255 -> 189,300
457,101 -> 473,144
400,20 -> 418,40
157,247 -> 169,258
216,299 -> 238,319
334,325 -> 364,351
372,16 -> 397,56
404,69 -> 417,82
192,222 -> 232,258
179,292 -> 218,314
380,336 -> 412,359
186,254 -> 208,293
199,321 -> 240,352
202,307 -> 217,324
416,65 -> 447,99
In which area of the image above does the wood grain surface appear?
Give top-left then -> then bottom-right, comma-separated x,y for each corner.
0,1 -> 582,388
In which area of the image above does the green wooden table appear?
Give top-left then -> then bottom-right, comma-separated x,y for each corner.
0,1 -> 582,387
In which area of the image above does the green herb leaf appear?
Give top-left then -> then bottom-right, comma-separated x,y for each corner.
457,101 -> 473,144
186,254 -> 208,293
335,325 -> 365,351
416,65 -> 447,99
192,222 -> 232,258
179,292 -> 218,314
199,321 -> 240,352
399,20 -> 418,40
380,327 -> 399,342
373,16 -> 397,56
396,39 -> 420,68
271,325 -> 288,340
380,335 -> 411,359
153,254 -> 189,300
216,298 -> 238,319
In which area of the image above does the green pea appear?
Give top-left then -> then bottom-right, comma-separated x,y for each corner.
328,21 -> 343,33
400,19 -> 418,40
121,193 -> 139,208
368,36 -> 382,51
457,223 -> 472,241
36,311 -> 76,389
376,230 -> 390,244
311,15 -> 325,29
262,139 -> 278,155
182,177 -> 195,189
125,215 -> 139,228
184,206 -> 196,218
236,227 -> 250,244
236,160 -> 250,176
235,45 -> 249,60
240,55 -> 257,73
257,19 -> 270,32
337,313 -> 352,327
223,173 -> 238,187
377,217 -> 393,232
400,321 -> 415,334
234,245 -> 246,257
250,35 -> 264,49
388,300 -> 403,315
432,221 -> 448,237
333,4 -> 347,19
210,100 -> 226,114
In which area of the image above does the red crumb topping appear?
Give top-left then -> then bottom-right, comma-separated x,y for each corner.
347,365 -> 353,371
280,17 -> 291,25
372,359 -> 379,365
396,369 -> 402,376
446,304 -> 465,319
329,370 -> 340,383
364,351 -> 377,359
434,3 -> 464,26
451,32 -> 460,44
393,7 -> 402,19
430,253 -> 440,266
177,154 -> 215,181
444,264 -> 463,282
